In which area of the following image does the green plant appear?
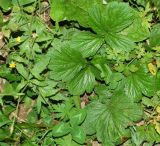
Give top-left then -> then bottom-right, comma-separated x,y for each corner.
0,0 -> 160,145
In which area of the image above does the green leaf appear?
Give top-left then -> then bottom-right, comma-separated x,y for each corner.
52,122 -> 71,137
150,24 -> 160,47
31,55 -> 50,80
0,112 -> 11,127
122,68 -> 156,101
88,2 -> 135,51
142,93 -> 160,108
109,73 -> 124,89
153,0 -> 160,17
131,124 -> 160,145
16,80 -> 28,92
10,53 -> 27,63
123,11 -> 150,42
49,0 -> 102,26
35,31 -> 53,42
39,86 -> 58,97
67,66 -> 96,95
48,46 -> 86,81
50,0 -> 65,22
0,82 -> 18,97
71,126 -> 86,144
82,102 -> 105,135
65,3 -> 89,27
26,109 -> 38,123
88,2 -> 134,33
70,31 -> 104,57
16,63 -> 28,79
0,65 -> 21,81
51,93 -> 66,101
70,0 -> 102,11
0,12 -> 3,27
12,0 -> 36,6
0,128 -> 10,141
30,79 -> 48,87
105,33 -> 135,51
72,96 -> 81,109
94,84 -> 112,100
36,95 -> 43,114
0,142 -> 10,146
92,56 -> 112,83
42,137 -> 54,146
56,134 -> 81,146
70,109 -> 87,127
83,91 -> 143,144
0,0 -> 12,12
21,141 -> 37,146
23,5 -> 35,13
53,100 -> 74,120
0,98 -> 3,106
136,0 -> 146,6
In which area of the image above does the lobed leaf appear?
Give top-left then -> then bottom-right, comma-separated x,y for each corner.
67,67 -> 96,95
70,31 -> 104,57
48,46 -> 86,82
83,91 -> 143,144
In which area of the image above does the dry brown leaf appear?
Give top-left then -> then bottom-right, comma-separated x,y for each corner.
91,140 -> 101,146
9,100 -> 35,123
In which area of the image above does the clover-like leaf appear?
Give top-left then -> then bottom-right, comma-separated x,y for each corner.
70,109 -> 87,127
71,126 -> 86,144
52,122 -> 71,137
83,91 -> 143,144
56,134 -> 81,146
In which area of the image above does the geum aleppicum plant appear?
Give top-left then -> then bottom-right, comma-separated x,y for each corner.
48,0 -> 160,145
0,0 -> 160,145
